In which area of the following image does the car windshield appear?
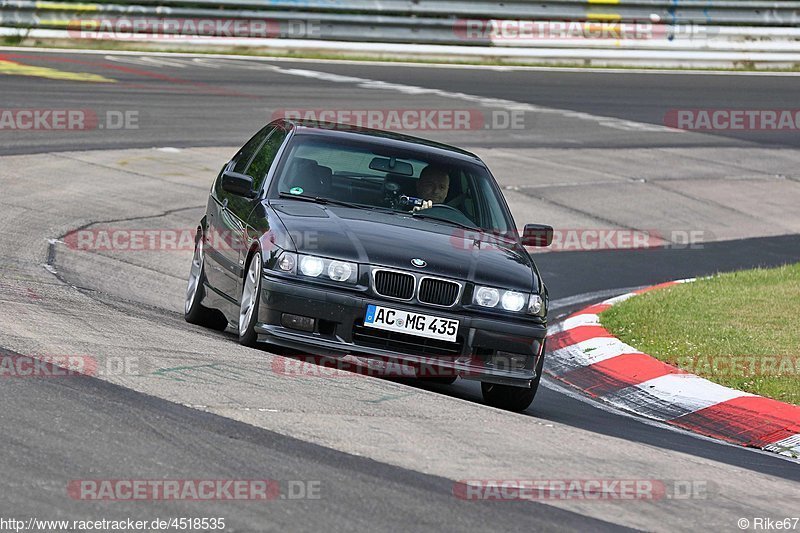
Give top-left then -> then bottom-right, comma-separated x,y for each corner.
269,134 -> 516,236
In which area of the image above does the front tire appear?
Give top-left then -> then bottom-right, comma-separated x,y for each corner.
184,235 -> 227,331
481,382 -> 536,412
238,251 -> 263,347
481,353 -> 544,412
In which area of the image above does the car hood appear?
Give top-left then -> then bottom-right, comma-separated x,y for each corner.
270,201 -> 537,291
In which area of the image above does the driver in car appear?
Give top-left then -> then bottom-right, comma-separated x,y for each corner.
414,165 -> 450,211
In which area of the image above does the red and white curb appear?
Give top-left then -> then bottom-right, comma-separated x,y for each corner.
546,279 -> 800,459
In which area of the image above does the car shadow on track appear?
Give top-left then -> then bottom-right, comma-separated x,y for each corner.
200,327 -> 800,482
386,370 -> 800,481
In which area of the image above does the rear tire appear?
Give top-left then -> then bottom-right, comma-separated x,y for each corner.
184,235 -> 228,331
238,251 -> 263,347
481,352 -> 544,412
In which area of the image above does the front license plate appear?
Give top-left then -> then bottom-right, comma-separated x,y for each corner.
364,305 -> 459,343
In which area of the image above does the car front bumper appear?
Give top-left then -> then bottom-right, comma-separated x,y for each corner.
254,274 -> 547,388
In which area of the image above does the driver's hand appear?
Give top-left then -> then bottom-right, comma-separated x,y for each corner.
413,200 -> 433,212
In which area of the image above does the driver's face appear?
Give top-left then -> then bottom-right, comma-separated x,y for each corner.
417,173 -> 449,204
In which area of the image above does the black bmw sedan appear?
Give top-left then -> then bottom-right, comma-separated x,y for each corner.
185,119 -> 553,411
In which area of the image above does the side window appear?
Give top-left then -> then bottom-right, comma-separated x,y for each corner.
245,127 -> 288,190
214,126 -> 271,200
473,173 -> 512,234
233,126 -> 273,174
459,172 -> 477,222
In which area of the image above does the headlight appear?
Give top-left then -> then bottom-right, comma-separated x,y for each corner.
300,255 -> 325,277
474,286 -> 500,308
328,260 -> 353,282
473,285 -> 545,316
269,252 -> 357,284
501,291 -> 526,312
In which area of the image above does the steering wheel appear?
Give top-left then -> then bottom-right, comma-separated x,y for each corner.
422,204 -> 477,228
429,203 -> 461,214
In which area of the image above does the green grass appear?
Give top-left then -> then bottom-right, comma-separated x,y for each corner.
1,35 -> 25,46
600,263 -> 800,405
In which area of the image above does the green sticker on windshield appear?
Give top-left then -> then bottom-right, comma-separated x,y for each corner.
289,187 -> 304,195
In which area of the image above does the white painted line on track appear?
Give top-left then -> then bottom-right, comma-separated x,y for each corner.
555,313 -> 602,331
4,45 -> 800,76
78,52 -> 692,133
264,66 -> 684,133
635,373 -> 755,408
550,336 -> 643,366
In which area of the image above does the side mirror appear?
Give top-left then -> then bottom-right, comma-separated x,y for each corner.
221,170 -> 257,198
522,224 -> 553,247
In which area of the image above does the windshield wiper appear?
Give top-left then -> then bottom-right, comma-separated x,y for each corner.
278,192 -> 364,209
278,192 -> 400,214
410,212 -> 479,231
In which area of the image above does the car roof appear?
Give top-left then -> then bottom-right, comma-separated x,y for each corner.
274,119 -> 484,165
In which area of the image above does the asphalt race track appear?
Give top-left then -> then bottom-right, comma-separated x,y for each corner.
1,49 -> 799,532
